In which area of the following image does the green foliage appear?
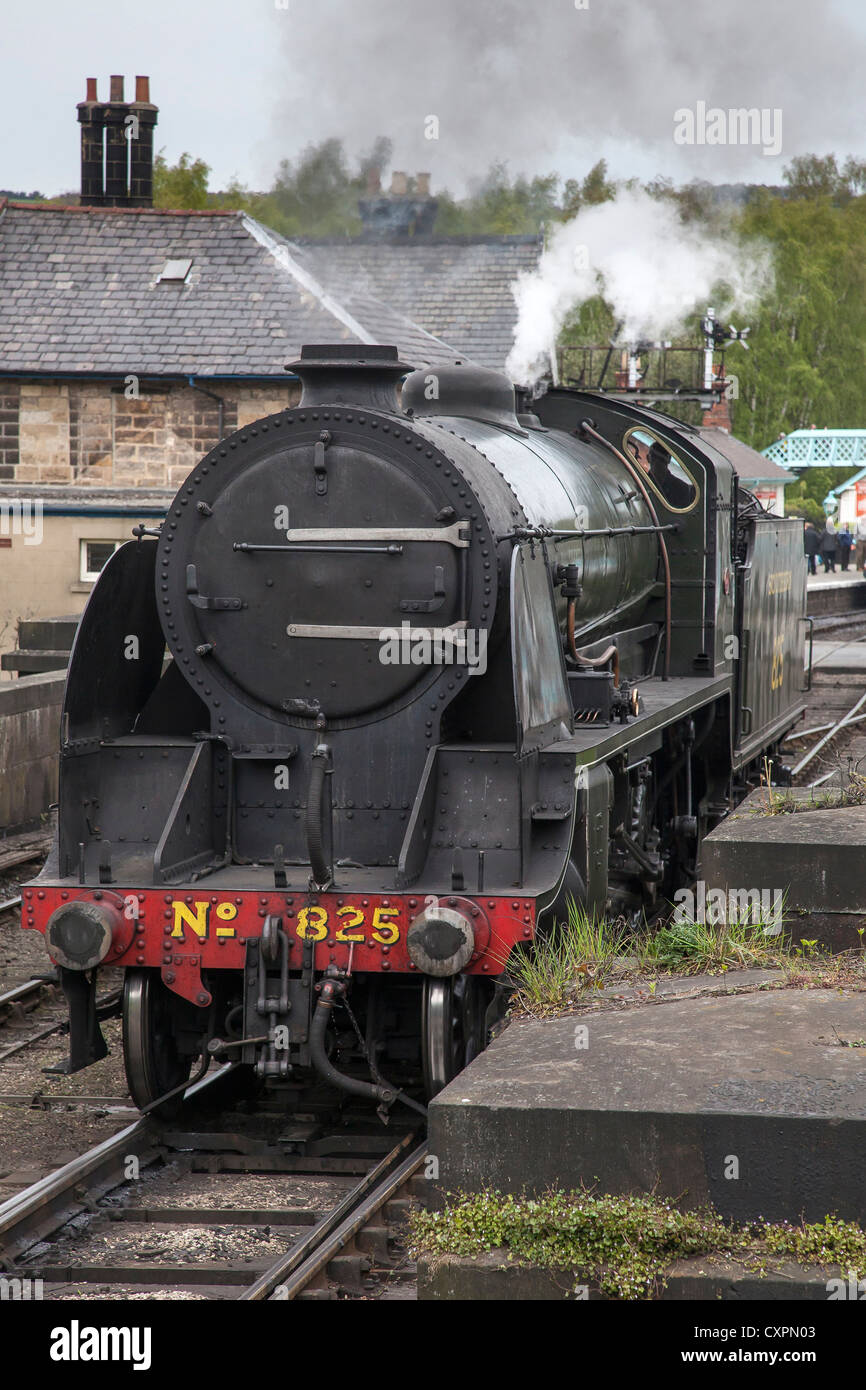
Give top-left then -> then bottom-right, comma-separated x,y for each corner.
641,910 -> 786,973
409,1189 -> 866,1300
153,152 -> 211,210
411,1188 -> 733,1299
502,899 -> 628,1012
207,137 -> 394,238
435,164 -> 558,235
721,191 -> 866,446
783,466 -> 852,522
784,154 -> 866,203
785,493 -> 826,526
762,1213 -> 866,1269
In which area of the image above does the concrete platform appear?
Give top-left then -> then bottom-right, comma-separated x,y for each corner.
806,573 -> 866,623
809,640 -> 866,674
429,988 -> 866,1225
703,787 -> 866,950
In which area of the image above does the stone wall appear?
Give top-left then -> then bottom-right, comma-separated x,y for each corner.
4,379 -> 302,489
0,670 -> 64,832
0,382 -> 19,481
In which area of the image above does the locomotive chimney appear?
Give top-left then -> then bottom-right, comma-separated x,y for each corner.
285,344 -> 414,413
77,73 -> 158,207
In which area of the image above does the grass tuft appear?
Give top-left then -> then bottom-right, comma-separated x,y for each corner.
502,900 -> 629,1014
638,907 -> 787,975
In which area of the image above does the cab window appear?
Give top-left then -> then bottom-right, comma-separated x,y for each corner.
622,427 -> 699,513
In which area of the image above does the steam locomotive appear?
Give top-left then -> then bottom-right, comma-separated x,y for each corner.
23,345 -> 808,1113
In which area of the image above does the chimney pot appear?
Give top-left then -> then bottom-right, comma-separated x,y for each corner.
416,172 -> 431,197
365,167 -> 381,196
109,74 -> 124,102
390,170 -> 408,197
134,75 -> 150,103
85,77 -> 98,102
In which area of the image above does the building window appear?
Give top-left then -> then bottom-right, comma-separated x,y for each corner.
80,539 -> 122,582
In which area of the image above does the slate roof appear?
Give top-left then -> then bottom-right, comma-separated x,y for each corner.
296,235 -> 543,371
696,427 -> 797,485
0,203 -> 465,377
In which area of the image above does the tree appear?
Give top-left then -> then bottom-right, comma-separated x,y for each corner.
783,153 -> 866,203
153,152 -> 210,209
560,160 -> 616,221
435,163 -> 561,235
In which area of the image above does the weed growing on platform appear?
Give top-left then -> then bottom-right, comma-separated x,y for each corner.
760,1214 -> 866,1271
502,902 -> 629,1012
410,1188 -> 733,1298
409,1191 -> 866,1300
750,764 -> 866,815
638,911 -> 785,974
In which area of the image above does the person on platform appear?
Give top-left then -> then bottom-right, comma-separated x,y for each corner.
819,524 -> 838,573
854,515 -> 866,570
803,522 -> 820,576
837,526 -> 853,572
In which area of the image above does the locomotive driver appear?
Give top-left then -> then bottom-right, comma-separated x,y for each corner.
627,436 -> 694,509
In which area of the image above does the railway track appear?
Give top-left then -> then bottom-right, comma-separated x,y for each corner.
784,665 -> 866,788
0,1067 -> 428,1301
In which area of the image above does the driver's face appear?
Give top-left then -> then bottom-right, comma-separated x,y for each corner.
629,440 -> 650,471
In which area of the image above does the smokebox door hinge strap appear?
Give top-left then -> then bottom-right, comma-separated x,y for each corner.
400,564 -> 446,614
186,563 -> 242,611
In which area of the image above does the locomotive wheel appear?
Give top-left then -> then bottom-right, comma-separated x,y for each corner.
122,969 -> 193,1116
421,974 -> 487,1098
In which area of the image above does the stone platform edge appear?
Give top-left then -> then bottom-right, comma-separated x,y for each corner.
418,1250 -> 856,1301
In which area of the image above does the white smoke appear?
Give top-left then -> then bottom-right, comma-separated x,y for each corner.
505,187 -> 773,387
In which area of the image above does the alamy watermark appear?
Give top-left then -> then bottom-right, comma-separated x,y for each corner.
0,498 -> 43,545
1,1275 -> 43,1300
674,102 -> 782,157
673,881 -> 784,936
378,621 -> 488,675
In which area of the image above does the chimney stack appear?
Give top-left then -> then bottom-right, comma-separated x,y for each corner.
358,169 -> 438,239
77,74 -> 158,207
701,363 -> 733,431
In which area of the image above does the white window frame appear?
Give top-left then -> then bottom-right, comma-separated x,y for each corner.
79,538 -> 123,583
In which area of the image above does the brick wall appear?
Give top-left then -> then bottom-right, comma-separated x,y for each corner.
1,380 -> 303,489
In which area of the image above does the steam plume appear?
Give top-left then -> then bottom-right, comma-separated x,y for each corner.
505,188 -> 773,386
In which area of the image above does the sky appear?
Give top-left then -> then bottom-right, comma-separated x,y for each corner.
3,0 -> 866,198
